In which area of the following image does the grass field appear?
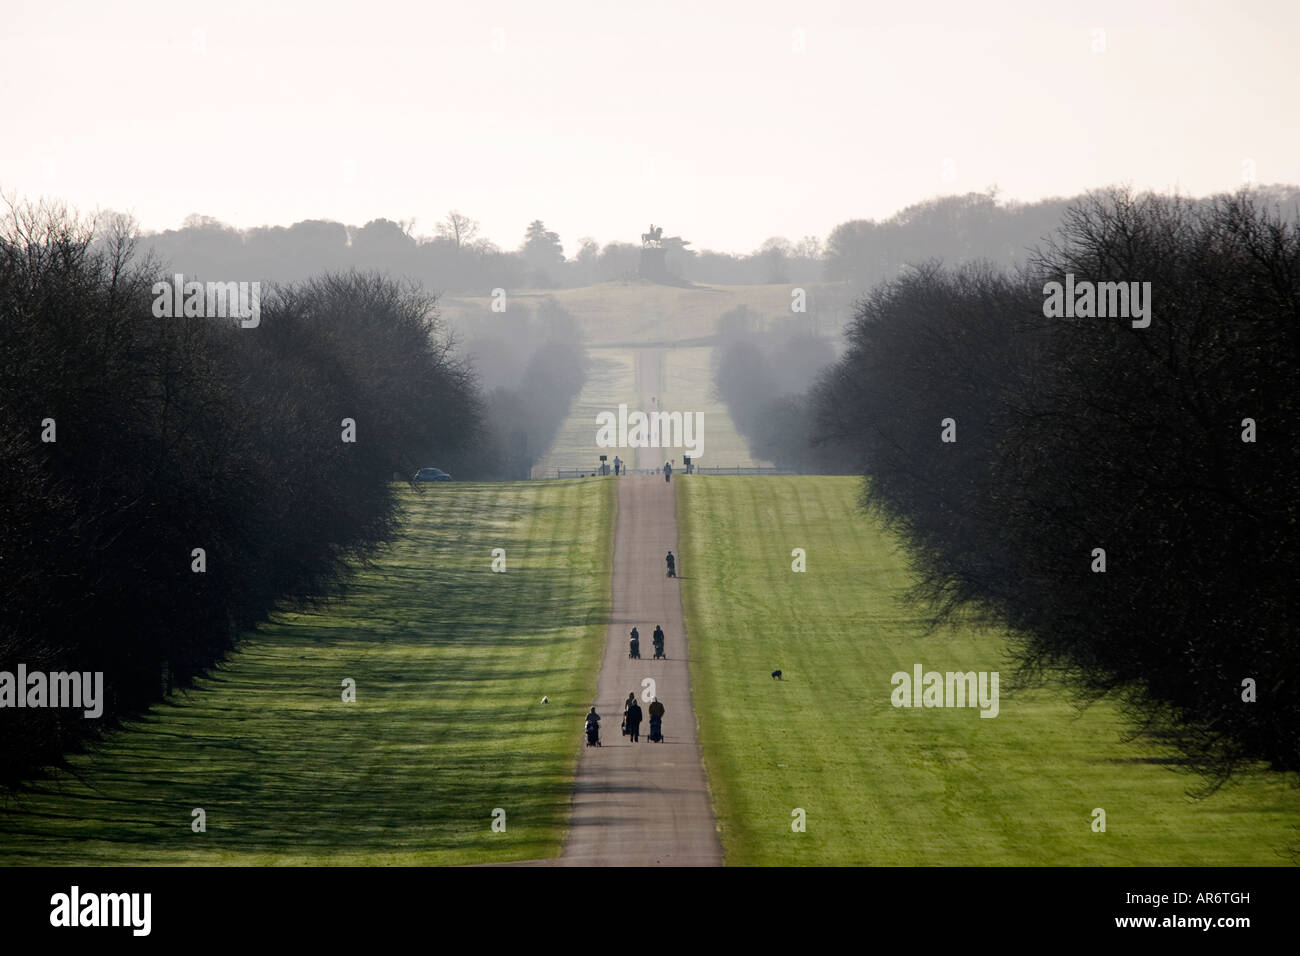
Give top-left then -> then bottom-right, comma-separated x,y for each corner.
678,476 -> 1300,866
659,346 -> 764,469
0,480 -> 614,865
531,346 -> 639,477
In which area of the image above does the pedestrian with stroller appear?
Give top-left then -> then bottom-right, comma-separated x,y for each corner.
648,698 -> 665,742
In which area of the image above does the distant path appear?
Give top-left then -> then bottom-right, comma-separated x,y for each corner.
634,348 -> 664,472
556,473 -> 721,865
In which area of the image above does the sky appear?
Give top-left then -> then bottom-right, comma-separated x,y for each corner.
2,0 -> 1298,254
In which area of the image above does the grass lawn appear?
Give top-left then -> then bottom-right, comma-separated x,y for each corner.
441,281 -> 849,347
531,346 -> 639,478
659,345 -> 765,469
0,479 -> 614,865
677,476 -> 1300,866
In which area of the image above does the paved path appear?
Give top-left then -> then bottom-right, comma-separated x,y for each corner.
557,473 -> 721,865
554,346 -> 720,865
502,349 -> 719,866
634,347 -> 663,472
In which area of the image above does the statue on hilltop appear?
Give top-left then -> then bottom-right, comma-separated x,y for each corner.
641,224 -> 690,251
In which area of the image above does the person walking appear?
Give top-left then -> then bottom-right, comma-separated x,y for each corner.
623,692 -> 635,736
665,551 -> 676,578
625,698 -> 643,742
663,461 -> 672,483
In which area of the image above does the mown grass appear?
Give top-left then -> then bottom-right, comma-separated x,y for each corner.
659,345 -> 764,468
0,480 -> 614,865
531,346 -> 639,478
441,281 -> 841,347
678,476 -> 1300,866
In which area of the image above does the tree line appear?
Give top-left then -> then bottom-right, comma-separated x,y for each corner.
713,186 -> 1297,784
808,187 -> 1298,786
445,296 -> 587,480
0,200 -> 577,786
709,309 -> 852,473
136,188 -> 1300,295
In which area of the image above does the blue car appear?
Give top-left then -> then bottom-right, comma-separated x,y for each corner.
413,467 -> 453,481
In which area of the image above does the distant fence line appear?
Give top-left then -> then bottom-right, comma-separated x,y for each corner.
550,465 -> 799,479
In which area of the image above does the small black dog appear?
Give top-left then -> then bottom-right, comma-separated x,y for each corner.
771,670 -> 782,680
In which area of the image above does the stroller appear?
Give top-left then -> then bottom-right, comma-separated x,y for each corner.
653,639 -> 666,660
648,714 -> 663,743
585,718 -> 601,747
629,637 -> 640,659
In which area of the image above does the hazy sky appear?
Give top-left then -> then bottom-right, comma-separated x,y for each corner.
3,0 -> 1298,253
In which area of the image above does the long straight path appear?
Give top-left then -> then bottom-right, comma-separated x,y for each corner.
556,346 -> 719,865
557,472 -> 721,865
508,347 -> 720,866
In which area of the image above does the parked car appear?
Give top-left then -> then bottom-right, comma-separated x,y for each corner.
413,467 -> 453,481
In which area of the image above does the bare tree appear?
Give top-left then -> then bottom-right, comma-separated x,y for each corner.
437,210 -> 479,249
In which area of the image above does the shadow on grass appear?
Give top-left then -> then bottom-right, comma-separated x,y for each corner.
0,482 -> 613,865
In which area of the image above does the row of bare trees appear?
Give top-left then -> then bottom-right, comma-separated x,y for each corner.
813,188 -> 1299,786
0,200 -> 482,787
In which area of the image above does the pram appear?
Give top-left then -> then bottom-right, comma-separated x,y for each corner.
652,639 -> 666,660
648,714 -> 663,743
585,719 -> 601,747
629,637 -> 640,659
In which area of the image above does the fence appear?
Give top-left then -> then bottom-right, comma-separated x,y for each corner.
551,465 -> 799,478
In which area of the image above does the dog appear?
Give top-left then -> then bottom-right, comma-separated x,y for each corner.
771,670 -> 782,680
